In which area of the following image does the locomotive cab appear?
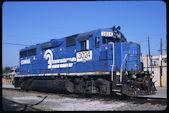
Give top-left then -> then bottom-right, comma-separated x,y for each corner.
96,27 -> 156,96
72,26 -> 156,96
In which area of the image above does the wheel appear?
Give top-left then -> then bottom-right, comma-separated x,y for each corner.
74,79 -> 85,93
20,82 -> 25,90
95,78 -> 110,95
65,80 -> 74,93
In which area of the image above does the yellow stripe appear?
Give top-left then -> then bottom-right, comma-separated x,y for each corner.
15,72 -> 110,77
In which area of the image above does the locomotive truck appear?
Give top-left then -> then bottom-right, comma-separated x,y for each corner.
13,26 -> 156,96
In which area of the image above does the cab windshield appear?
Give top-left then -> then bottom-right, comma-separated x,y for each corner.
114,31 -> 126,42
102,37 -> 119,44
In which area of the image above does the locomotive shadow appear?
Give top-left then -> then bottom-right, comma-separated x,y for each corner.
27,88 -> 130,102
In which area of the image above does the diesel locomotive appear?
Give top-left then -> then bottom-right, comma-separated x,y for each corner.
13,26 -> 156,96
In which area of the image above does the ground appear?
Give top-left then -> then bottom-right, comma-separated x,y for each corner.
2,87 -> 167,111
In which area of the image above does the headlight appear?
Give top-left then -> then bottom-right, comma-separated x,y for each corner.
131,74 -> 136,79
116,71 -> 120,75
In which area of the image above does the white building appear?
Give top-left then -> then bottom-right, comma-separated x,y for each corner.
142,54 -> 167,87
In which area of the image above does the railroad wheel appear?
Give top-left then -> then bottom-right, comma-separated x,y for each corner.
20,79 -> 33,91
74,79 -> 85,93
95,78 -> 110,95
20,82 -> 25,90
65,80 -> 74,93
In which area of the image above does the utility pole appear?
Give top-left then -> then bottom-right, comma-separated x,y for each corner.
148,36 -> 152,73
147,54 -> 149,71
160,38 -> 163,87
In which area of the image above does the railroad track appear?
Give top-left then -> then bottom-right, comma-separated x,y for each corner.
3,87 -> 166,105
3,98 -> 42,111
128,97 -> 167,105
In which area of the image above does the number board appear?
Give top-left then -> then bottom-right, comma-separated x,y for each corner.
101,31 -> 113,37
76,50 -> 92,62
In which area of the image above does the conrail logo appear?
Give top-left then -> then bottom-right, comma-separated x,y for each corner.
44,49 -> 75,69
44,49 -> 93,69
44,49 -> 54,69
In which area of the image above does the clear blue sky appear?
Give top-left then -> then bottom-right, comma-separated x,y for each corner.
2,1 -> 166,68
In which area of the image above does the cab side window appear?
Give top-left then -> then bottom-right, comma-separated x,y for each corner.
95,37 -> 100,48
81,40 -> 89,51
81,41 -> 86,51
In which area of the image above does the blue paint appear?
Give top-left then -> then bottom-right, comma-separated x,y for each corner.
19,27 -> 143,76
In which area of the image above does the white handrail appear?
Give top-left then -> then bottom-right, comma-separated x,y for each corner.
120,54 -> 128,82
108,42 -> 115,81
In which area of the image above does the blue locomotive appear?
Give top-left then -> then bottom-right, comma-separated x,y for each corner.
14,26 -> 156,96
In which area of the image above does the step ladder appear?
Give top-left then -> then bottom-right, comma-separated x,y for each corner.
112,83 -> 123,94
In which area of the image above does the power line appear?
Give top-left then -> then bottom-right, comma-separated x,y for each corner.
3,42 -> 31,46
157,49 -> 167,51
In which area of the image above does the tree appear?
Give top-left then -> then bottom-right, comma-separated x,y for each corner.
3,66 -> 12,74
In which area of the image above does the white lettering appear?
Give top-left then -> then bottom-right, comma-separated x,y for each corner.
76,50 -> 92,62
21,59 -> 31,65
44,49 -> 76,69
44,49 -> 93,68
52,57 -> 76,64
51,63 -> 73,68
101,31 -> 113,37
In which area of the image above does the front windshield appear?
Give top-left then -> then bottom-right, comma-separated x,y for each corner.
101,29 -> 127,44
102,37 -> 119,44
114,31 -> 126,42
